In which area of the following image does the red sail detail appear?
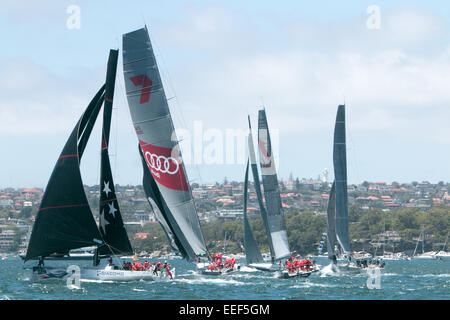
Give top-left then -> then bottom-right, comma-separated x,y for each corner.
101,137 -> 108,150
130,75 -> 152,104
139,140 -> 188,192
258,139 -> 272,168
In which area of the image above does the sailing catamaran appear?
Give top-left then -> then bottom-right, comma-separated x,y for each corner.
24,49 -> 174,282
122,27 -> 238,275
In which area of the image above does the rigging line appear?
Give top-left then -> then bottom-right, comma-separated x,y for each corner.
346,106 -> 361,185
112,67 -> 120,182
150,33 -> 204,187
116,54 -> 135,184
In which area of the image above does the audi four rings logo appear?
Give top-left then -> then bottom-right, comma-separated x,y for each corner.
144,151 -> 179,175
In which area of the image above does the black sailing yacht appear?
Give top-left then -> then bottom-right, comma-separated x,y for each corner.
24,49 -> 173,281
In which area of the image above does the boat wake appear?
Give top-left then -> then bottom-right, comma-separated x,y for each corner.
319,264 -> 340,277
80,279 -> 115,284
291,282 -> 339,289
411,273 -> 450,278
175,277 -> 246,286
238,266 -> 259,273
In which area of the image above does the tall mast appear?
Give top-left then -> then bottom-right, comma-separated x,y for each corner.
122,27 -> 208,261
97,49 -> 133,257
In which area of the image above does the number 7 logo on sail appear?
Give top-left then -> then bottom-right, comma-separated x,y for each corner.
129,74 -> 152,104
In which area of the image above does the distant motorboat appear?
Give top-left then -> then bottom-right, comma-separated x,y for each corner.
435,251 -> 450,261
375,252 -> 408,261
412,251 -> 439,260
20,247 -> 96,261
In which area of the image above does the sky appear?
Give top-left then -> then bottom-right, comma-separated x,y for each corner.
1,0 -> 450,188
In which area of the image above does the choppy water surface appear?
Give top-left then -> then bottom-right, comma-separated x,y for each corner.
0,256 -> 448,300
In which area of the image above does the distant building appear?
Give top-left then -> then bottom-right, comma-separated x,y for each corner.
134,210 -> 155,223
214,209 -> 243,221
134,233 -> 149,240
0,227 -> 15,250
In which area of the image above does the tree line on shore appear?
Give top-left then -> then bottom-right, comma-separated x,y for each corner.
131,205 -> 450,256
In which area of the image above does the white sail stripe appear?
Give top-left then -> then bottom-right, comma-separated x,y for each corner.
126,87 -> 163,97
133,114 -> 170,125
122,57 -> 149,66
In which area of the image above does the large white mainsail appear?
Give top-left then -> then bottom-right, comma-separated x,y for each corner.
256,109 -> 290,261
122,27 -> 208,261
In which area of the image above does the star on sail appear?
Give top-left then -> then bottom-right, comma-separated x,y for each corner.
103,181 -> 112,197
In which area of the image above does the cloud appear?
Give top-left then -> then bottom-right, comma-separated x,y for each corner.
0,58 -> 106,135
153,6 -> 450,145
1,3 -> 450,186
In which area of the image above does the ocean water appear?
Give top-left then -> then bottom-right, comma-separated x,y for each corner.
0,256 -> 448,300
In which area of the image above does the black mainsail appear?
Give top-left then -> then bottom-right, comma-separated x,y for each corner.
333,104 -> 350,254
24,86 -> 106,262
243,159 -> 264,265
122,27 -> 208,262
257,109 -> 290,261
97,49 -> 133,256
326,181 -> 337,261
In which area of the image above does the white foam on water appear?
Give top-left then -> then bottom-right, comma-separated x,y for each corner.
80,279 -> 115,284
239,266 -> 258,273
232,273 -> 274,280
175,277 -> 246,286
132,288 -> 147,292
319,263 -> 340,277
291,282 -> 338,289
413,273 -> 450,278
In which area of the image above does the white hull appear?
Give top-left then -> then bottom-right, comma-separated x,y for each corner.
337,262 -> 384,273
82,267 -> 175,281
436,253 -> 450,261
336,263 -> 363,273
409,254 -> 440,260
248,262 -> 280,272
31,266 -> 175,282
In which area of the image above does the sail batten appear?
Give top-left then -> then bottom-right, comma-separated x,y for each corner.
123,27 -> 208,261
